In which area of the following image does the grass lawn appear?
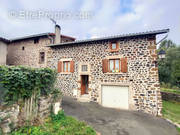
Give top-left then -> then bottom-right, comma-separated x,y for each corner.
11,111 -> 96,135
162,100 -> 180,134
161,88 -> 180,95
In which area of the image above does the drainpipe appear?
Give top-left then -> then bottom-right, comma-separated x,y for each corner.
156,34 -> 168,46
156,33 -> 168,116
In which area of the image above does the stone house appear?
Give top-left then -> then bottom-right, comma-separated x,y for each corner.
47,28 -> 169,116
1,25 -> 169,116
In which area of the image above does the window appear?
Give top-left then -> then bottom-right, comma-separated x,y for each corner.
109,59 -> 120,72
102,58 -> 128,73
82,65 -> 88,72
63,61 -> 70,72
34,38 -> 39,44
109,42 -> 119,52
39,52 -> 45,63
112,43 -> 117,50
22,46 -> 25,50
57,60 -> 74,73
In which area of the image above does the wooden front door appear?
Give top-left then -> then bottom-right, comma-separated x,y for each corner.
81,75 -> 89,95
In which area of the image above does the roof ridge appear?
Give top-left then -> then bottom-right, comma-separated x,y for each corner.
47,28 -> 169,47
9,32 -> 75,41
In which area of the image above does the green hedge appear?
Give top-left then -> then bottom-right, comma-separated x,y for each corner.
0,66 -> 57,105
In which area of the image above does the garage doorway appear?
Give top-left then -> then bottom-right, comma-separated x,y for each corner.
81,75 -> 89,95
102,85 -> 129,109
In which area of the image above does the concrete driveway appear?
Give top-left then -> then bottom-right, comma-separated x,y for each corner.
62,96 -> 178,135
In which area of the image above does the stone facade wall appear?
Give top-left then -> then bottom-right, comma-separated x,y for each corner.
7,37 -> 51,68
161,91 -> 180,102
47,35 -> 162,116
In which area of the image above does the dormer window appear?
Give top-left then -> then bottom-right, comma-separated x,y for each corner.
109,42 -> 119,52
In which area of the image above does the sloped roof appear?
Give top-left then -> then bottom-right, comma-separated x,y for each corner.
10,33 -> 75,42
47,29 -> 169,47
0,37 -> 9,43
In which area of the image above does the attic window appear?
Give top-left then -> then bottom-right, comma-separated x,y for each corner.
34,38 -> 39,44
109,42 -> 119,52
112,43 -> 117,49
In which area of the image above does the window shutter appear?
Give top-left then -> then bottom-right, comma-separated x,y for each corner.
102,59 -> 109,73
57,61 -> 62,73
109,42 -> 112,50
121,58 -> 128,73
116,42 -> 119,50
70,61 -> 74,73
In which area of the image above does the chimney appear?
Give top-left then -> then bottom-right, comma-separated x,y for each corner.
55,24 -> 61,44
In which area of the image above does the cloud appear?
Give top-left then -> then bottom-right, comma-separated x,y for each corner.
0,0 -> 179,44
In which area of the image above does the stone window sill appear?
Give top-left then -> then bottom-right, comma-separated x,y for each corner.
109,49 -> 119,52
104,72 -> 127,75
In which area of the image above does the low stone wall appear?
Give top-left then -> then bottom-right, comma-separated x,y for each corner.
0,96 -> 62,134
161,91 -> 180,102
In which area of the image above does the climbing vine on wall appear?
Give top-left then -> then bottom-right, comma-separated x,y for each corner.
0,66 -> 57,105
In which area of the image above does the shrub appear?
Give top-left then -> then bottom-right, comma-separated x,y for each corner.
0,66 -> 57,105
51,110 -> 66,122
11,111 -> 96,135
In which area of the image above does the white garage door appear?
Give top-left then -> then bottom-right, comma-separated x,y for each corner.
102,85 -> 129,109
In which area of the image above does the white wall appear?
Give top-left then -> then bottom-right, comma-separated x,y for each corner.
0,41 -> 7,65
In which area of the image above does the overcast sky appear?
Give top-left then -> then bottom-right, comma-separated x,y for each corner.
0,0 -> 179,44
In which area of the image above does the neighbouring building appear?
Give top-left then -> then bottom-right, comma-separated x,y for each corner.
1,25 -> 169,116
0,37 -> 9,65
6,25 -> 75,67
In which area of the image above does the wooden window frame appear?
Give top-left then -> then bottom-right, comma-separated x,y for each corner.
63,61 -> 70,72
109,59 -> 120,73
109,42 -> 119,52
58,60 -> 74,73
102,57 -> 128,73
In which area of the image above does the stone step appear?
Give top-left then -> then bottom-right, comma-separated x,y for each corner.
77,94 -> 90,102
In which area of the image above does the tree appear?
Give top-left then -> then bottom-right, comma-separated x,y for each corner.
159,40 -> 176,50
158,40 -> 180,88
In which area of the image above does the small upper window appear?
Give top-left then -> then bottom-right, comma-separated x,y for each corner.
34,38 -> 39,44
82,65 -> 88,72
22,46 -> 25,50
112,43 -> 117,50
39,52 -> 45,63
110,42 -> 119,52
